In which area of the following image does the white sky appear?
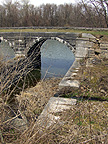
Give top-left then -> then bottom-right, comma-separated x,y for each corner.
0,0 -> 77,6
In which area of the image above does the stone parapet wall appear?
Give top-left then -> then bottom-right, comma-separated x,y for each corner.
99,41 -> 108,58
76,33 -> 108,59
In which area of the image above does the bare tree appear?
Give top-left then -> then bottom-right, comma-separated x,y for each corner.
0,5 -> 6,27
81,0 -> 108,27
0,0 -> 107,27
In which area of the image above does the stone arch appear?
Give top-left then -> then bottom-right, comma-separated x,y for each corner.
27,36 -> 75,58
0,36 -> 76,58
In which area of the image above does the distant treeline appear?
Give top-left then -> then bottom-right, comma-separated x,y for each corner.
0,0 -> 108,28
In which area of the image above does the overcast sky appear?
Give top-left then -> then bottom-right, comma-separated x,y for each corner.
0,0 -> 77,6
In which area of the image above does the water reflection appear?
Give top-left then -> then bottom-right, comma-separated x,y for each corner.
41,39 -> 75,79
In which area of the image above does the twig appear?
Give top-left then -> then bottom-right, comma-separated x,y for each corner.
80,134 -> 108,144
3,114 -> 20,124
0,129 -> 4,144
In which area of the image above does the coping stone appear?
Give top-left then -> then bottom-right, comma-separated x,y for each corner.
37,97 -> 77,129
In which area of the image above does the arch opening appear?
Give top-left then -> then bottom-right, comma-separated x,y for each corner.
25,37 -> 76,79
40,39 -> 75,79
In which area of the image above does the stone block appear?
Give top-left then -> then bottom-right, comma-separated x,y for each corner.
59,79 -> 80,88
76,37 -> 89,41
66,80 -> 80,87
100,44 -> 108,47
81,33 -> 95,38
100,47 -> 108,50
100,50 -> 108,58
76,40 -> 93,49
88,49 -> 95,57
37,97 -> 77,129
46,97 -> 77,112
75,47 -> 88,58
100,43 -> 108,50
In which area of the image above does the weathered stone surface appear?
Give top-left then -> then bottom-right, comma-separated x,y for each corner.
86,58 -> 94,67
100,44 -> 108,47
37,97 -> 76,129
45,97 -> 76,112
59,60 -> 80,88
100,43 -> 108,50
0,32 -> 96,59
81,33 -> 95,38
66,80 -> 80,87
88,49 -> 95,57
71,73 -> 77,77
100,50 -> 108,58
75,47 -> 88,58
95,49 -> 101,54
76,41 -> 93,48
10,117 -> 28,131
100,47 -> 108,50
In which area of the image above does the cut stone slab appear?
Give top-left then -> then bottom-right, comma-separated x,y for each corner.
70,69 -> 79,72
59,59 -> 80,88
71,73 -> 77,77
59,79 -> 80,88
81,33 -> 96,38
66,80 -> 80,87
37,97 -> 76,129
42,97 -> 76,113
75,47 -> 88,58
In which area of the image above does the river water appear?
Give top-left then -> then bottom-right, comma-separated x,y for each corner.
41,39 -> 75,79
0,40 -> 75,79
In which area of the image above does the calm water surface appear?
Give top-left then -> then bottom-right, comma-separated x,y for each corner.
41,40 -> 75,79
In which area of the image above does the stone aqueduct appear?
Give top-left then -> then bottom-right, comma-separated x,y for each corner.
0,32 -> 95,59
0,32 -> 97,90
0,31 -> 108,90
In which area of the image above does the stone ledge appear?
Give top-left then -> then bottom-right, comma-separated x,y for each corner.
59,80 -> 80,88
37,97 -> 77,129
59,59 -> 80,88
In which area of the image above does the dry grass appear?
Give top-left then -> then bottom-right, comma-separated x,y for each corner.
15,58 -> 108,144
30,101 -> 108,144
0,38 -> 108,143
1,28 -> 108,37
15,99 -> 108,144
16,78 -> 61,123
78,58 -> 108,101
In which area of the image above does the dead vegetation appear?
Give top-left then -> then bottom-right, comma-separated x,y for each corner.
16,78 -> 61,123
78,58 -> 108,101
0,40 -> 108,143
